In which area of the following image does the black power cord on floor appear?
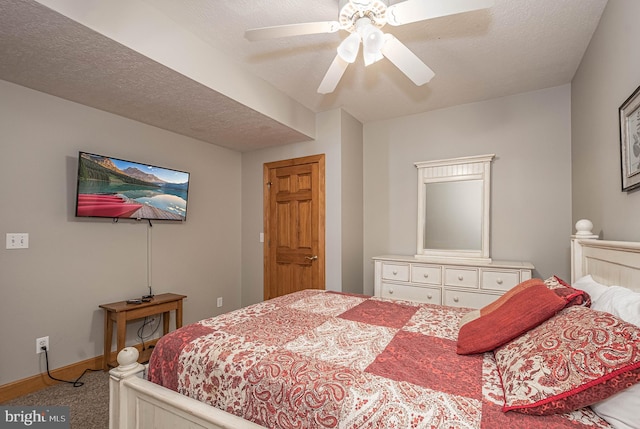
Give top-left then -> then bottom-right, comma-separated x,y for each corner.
41,347 -> 100,387
137,316 -> 161,351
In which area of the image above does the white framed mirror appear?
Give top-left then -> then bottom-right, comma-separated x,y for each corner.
415,154 -> 494,262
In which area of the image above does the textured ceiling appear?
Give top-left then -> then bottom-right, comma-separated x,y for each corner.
0,0 -> 312,151
0,0 -> 608,151
144,0 -> 607,123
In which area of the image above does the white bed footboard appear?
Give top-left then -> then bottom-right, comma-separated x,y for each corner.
109,348 -> 266,429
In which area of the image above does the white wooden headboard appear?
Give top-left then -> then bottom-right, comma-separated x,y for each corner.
571,219 -> 640,291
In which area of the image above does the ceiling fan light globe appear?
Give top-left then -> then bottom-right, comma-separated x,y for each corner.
381,33 -> 394,48
362,25 -> 385,54
337,32 -> 361,63
363,50 -> 383,66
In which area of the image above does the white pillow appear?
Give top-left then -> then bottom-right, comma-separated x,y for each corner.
591,385 -> 640,429
590,285 -> 640,327
572,275 -> 609,303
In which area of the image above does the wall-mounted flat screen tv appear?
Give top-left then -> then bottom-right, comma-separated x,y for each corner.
75,151 -> 190,221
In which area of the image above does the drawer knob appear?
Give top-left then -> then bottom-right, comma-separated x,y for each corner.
392,270 -> 398,275
389,288 -> 394,294
458,275 -> 464,281
496,278 -> 503,285
427,294 -> 433,299
453,296 -> 459,302
423,273 -> 429,278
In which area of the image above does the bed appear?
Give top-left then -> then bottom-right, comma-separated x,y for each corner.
109,220 -> 640,429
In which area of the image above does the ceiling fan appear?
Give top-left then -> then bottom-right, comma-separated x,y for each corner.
245,0 -> 493,94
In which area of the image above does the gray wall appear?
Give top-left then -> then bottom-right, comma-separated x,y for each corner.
340,110 -> 364,295
363,85 -> 573,294
0,80 -> 242,384
240,109 -> 364,307
572,0 -> 640,239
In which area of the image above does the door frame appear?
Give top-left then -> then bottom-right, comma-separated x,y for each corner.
263,154 -> 326,300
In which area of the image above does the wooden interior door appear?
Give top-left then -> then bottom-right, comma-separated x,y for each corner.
264,155 -> 325,300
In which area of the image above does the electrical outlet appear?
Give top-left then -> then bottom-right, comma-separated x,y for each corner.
36,336 -> 49,354
216,297 -> 223,308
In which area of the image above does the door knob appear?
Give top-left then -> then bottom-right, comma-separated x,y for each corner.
305,255 -> 318,261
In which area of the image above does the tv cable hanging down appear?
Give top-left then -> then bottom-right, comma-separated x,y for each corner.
143,222 -> 154,299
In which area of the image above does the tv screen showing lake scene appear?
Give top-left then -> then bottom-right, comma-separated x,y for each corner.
76,152 -> 190,221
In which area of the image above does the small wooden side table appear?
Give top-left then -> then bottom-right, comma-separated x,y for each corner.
99,293 -> 186,370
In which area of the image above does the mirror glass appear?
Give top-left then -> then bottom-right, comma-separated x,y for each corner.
424,180 -> 482,250
415,154 -> 494,261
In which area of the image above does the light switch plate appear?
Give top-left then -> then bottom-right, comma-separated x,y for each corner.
6,233 -> 29,249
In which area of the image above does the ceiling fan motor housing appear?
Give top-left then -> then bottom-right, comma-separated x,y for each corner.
339,0 -> 388,32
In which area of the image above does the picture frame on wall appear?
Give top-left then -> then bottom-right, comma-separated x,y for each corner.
620,84 -> 640,192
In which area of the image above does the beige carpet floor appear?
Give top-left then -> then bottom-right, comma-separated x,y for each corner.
2,370 -> 109,429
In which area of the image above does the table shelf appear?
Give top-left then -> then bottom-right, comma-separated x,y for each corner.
99,293 -> 186,370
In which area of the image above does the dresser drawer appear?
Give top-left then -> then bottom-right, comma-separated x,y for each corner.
374,256 -> 533,306
411,265 -> 441,285
444,268 -> 478,288
443,289 -> 500,309
481,270 -> 521,292
380,282 -> 441,304
381,263 -> 410,282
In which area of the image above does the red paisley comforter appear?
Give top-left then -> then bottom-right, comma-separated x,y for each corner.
148,290 -> 611,429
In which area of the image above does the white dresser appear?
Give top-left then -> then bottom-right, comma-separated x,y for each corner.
373,255 -> 534,309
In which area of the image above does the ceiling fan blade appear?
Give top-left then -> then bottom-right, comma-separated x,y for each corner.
317,55 -> 350,94
245,21 -> 341,41
381,35 -> 435,86
386,0 -> 493,26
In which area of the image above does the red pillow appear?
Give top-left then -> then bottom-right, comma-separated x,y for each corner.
495,306 -> 640,415
544,275 -> 591,307
456,279 -> 567,355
